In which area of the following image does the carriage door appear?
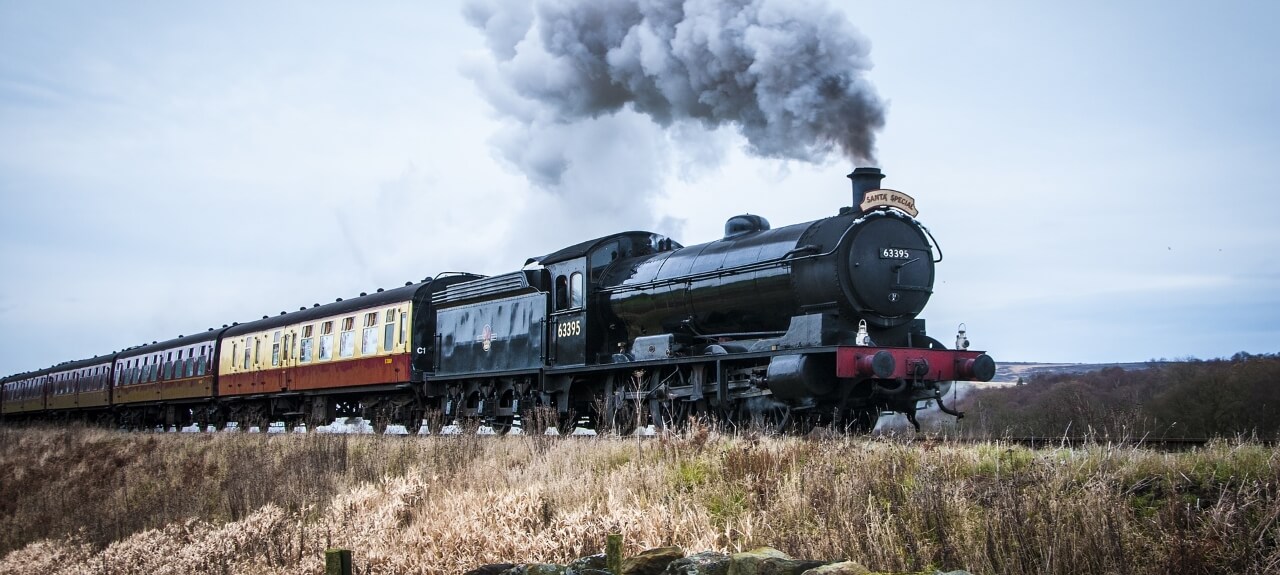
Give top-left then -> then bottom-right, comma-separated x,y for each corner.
549,260 -> 588,366
280,328 -> 297,390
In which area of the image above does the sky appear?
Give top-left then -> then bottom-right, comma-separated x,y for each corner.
1,0 -> 1278,377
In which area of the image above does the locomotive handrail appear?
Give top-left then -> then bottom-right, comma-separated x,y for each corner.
597,256 -> 800,294
920,224 -> 943,263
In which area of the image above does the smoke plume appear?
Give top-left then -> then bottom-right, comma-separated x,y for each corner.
464,0 -> 885,248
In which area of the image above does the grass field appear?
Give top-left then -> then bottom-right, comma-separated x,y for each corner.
1,425 -> 1277,574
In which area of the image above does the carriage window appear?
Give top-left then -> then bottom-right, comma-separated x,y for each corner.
555,275 -> 569,310
362,313 -> 378,355
243,337 -> 252,369
339,316 -> 355,358
400,312 -> 408,345
185,352 -> 195,377
384,309 -> 396,352
301,324 -> 315,362
319,321 -> 334,360
570,272 -> 584,309
272,331 -> 281,366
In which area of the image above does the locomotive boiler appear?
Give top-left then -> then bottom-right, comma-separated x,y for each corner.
604,168 -> 935,344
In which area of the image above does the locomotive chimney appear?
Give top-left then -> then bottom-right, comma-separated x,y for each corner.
848,167 -> 885,211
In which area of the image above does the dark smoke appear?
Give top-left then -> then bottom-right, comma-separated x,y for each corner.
464,0 -> 887,189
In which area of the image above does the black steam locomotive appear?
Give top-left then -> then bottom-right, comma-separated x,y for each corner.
2,168 -> 991,434
427,168 -> 993,433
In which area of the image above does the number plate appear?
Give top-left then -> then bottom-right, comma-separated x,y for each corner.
879,248 -> 911,259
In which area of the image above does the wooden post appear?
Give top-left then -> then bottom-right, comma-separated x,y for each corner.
606,533 -> 623,575
325,548 -> 353,575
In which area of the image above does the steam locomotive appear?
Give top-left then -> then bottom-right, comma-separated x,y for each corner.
1,168 -> 993,433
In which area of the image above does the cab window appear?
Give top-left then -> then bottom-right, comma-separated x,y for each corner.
555,275 -> 569,310
570,272 -> 584,309
589,240 -> 620,280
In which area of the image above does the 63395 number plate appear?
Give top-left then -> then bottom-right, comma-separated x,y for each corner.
879,247 -> 911,259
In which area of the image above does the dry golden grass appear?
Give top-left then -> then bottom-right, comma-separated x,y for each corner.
1,424 -> 1278,574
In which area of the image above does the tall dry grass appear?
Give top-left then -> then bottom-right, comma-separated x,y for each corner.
1,424 -> 1278,574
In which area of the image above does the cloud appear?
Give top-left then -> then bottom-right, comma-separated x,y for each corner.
463,0 -> 886,243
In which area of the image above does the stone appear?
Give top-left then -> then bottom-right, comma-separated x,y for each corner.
623,546 -> 685,575
525,564 -> 568,575
567,554 -> 608,574
799,561 -> 869,575
463,564 -> 517,575
727,547 -> 826,575
662,551 -> 731,575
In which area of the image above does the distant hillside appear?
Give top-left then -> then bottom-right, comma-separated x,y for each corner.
991,361 -> 1160,384
960,353 -> 1280,438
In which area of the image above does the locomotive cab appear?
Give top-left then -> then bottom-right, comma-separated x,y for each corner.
533,232 -> 682,367
545,258 -> 589,366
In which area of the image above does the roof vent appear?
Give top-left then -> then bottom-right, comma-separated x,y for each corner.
336,298 -> 343,302
376,288 -> 384,293
360,292 -> 367,297
405,281 -> 412,286
262,315 -> 269,319
279,311 -> 286,316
